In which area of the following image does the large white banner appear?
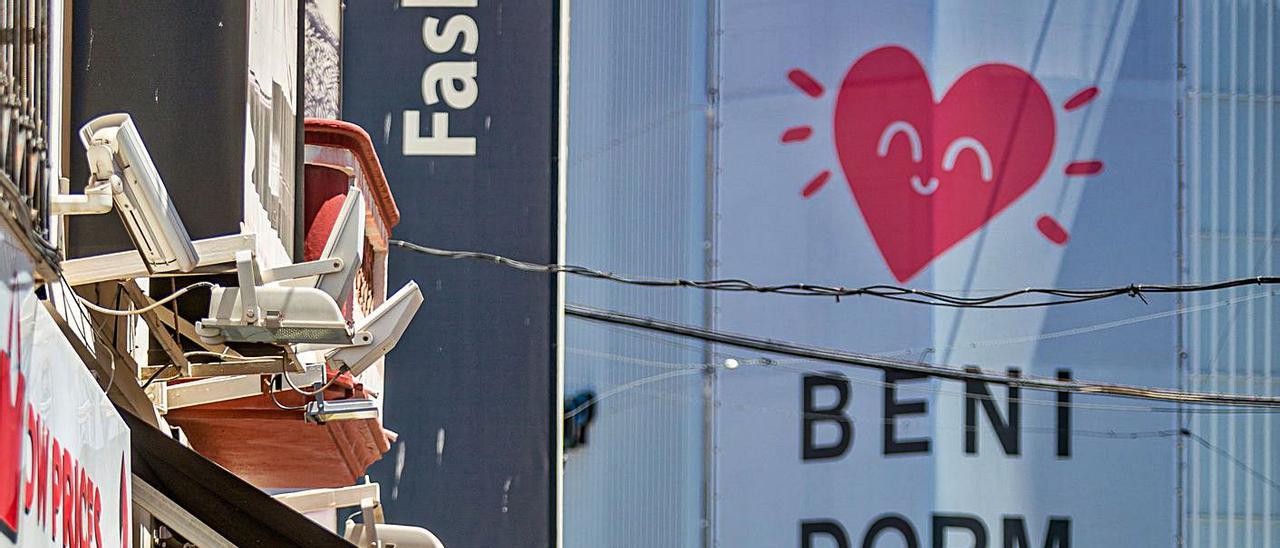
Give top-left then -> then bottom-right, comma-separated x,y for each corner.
0,240 -> 130,548
715,1 -> 1178,546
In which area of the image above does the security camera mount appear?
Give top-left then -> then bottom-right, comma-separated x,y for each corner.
59,113 -> 201,274
49,145 -> 114,216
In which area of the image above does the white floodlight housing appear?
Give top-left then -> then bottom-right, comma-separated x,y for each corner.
198,280 -> 353,345
324,281 -> 423,376
340,487 -> 444,548
195,187 -> 364,345
70,113 -> 200,273
280,186 -> 365,303
195,187 -> 424,349
196,246 -> 358,345
344,523 -> 444,548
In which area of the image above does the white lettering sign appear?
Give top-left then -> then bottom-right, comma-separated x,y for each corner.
403,4 -> 479,156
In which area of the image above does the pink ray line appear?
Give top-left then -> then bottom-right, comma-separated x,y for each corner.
801,171 -> 832,198
1063,86 -> 1099,111
781,126 -> 813,143
788,69 -> 824,98
1065,160 -> 1104,176
1037,215 -> 1070,245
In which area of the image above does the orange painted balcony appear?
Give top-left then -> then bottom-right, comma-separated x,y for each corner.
164,120 -> 402,489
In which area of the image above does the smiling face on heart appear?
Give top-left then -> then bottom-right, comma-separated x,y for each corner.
829,46 -> 1056,282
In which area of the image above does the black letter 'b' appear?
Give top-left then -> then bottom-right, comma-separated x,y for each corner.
803,373 -> 853,461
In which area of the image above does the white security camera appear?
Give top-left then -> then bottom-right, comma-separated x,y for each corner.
305,396 -> 379,424
60,113 -> 200,273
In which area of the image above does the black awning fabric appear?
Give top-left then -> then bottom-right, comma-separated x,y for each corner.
120,406 -> 352,547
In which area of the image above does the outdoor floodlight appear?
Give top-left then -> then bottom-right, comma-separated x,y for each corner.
56,113 -> 200,273
344,523 -> 444,548
286,182 -> 365,304
196,187 -> 366,345
322,281 -> 423,376
195,187 -> 424,352
198,265 -> 355,344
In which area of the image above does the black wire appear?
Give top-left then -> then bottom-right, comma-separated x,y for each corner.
564,303 -> 1280,408
389,240 -> 1280,309
786,366 -> 1278,415
1183,430 -> 1280,492
140,363 -> 175,389
55,269 -> 128,393
135,281 -> 201,393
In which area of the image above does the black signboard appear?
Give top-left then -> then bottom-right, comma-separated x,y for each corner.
69,0 -> 303,261
343,1 -> 561,546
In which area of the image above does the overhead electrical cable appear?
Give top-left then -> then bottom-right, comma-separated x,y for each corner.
564,303 -> 1280,408
141,363 -> 175,389
568,345 -> 1279,415
561,353 -> 1280,491
268,385 -> 307,411
771,363 -> 1278,415
390,239 -> 1280,309
564,369 -> 703,419
55,270 -> 124,392
74,281 -> 215,316
279,362 -> 349,397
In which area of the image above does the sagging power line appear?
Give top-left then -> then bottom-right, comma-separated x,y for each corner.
564,303 -> 1280,409
390,239 -> 1280,309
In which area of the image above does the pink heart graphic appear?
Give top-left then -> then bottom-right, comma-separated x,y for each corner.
833,46 -> 1055,282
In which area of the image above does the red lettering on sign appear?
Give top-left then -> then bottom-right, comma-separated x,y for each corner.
37,419 -> 47,526
61,449 -> 71,547
23,403 -> 34,514
0,316 -> 24,540
93,482 -> 103,548
50,438 -> 60,541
